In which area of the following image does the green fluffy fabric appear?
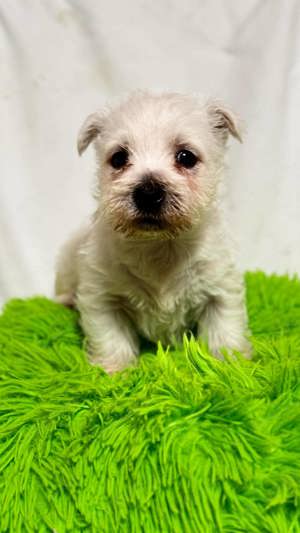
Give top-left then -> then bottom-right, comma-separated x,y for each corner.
0,272 -> 300,532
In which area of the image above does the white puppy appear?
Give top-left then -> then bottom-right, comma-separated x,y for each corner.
55,91 -> 250,373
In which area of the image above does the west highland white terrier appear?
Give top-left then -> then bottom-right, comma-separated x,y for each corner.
55,91 -> 250,373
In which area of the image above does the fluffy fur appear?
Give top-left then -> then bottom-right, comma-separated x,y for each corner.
55,91 -> 250,373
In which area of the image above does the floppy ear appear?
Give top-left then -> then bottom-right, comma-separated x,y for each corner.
208,100 -> 242,143
77,112 -> 103,155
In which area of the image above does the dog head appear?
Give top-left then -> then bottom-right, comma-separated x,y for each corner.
77,91 -> 242,239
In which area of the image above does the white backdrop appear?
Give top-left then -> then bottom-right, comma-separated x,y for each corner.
1,0 -> 299,306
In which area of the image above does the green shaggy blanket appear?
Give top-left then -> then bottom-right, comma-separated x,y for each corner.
0,272 -> 300,532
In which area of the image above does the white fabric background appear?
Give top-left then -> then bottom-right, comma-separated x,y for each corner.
1,0 -> 299,306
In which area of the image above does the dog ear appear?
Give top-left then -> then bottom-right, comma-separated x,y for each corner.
77,112 -> 103,155
208,101 -> 242,143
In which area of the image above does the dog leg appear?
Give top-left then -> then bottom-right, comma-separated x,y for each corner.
78,302 -> 139,373
198,293 -> 251,359
55,226 -> 88,306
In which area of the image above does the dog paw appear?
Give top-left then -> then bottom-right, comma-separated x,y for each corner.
209,337 -> 252,360
88,350 -> 138,374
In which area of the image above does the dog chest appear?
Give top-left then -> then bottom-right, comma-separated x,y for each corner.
120,266 -> 208,344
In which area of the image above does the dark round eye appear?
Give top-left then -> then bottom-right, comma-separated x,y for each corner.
175,149 -> 198,169
110,149 -> 129,169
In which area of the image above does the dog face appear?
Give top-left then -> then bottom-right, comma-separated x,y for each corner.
78,92 -> 241,239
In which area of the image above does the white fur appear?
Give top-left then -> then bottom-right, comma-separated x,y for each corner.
55,91 -> 250,373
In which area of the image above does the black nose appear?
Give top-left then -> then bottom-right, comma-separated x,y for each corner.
132,177 -> 166,215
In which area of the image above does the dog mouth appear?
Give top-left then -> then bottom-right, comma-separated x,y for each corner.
112,212 -> 191,240
135,216 -> 164,230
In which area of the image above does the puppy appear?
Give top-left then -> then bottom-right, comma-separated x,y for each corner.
55,91 -> 250,373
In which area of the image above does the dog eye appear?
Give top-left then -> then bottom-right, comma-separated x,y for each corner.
110,149 -> 129,169
175,150 -> 198,169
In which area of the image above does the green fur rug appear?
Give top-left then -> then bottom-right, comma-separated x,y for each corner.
0,272 -> 300,532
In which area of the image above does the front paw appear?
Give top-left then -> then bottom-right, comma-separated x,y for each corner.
88,346 -> 138,374
209,336 -> 252,360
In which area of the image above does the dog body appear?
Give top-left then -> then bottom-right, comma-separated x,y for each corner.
55,91 -> 250,373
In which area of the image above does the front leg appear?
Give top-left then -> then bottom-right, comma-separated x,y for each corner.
198,286 -> 251,359
78,296 -> 139,374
